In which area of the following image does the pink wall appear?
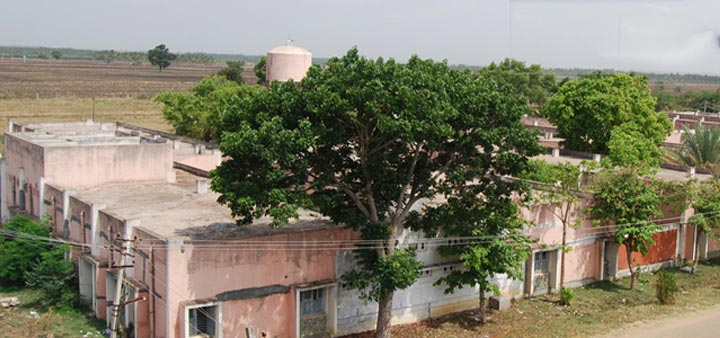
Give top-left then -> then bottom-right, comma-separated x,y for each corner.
43,183 -> 64,235
68,196 -> 92,247
4,135 -> 45,216
564,242 -> 601,282
163,227 -> 356,338
44,143 -> 172,188
220,293 -> 295,338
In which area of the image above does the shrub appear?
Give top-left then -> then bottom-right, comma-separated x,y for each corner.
25,245 -> 78,309
560,287 -> 575,306
655,269 -> 679,305
0,216 -> 53,284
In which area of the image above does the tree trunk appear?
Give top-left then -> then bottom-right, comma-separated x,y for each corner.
375,293 -> 394,338
560,222 -> 567,288
626,245 -> 636,290
478,288 -> 487,324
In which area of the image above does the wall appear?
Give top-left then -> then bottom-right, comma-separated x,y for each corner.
3,134 -> 45,216
564,241 -> 602,283
43,183 -> 64,235
162,227 -> 356,338
44,142 -> 172,188
618,230 -> 677,270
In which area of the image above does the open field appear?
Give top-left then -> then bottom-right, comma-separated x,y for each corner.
0,58 -> 223,99
345,259 -> 720,338
0,98 -> 170,133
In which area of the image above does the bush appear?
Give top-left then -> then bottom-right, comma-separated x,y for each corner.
0,216 -> 53,284
560,287 -> 575,306
25,245 -> 78,309
655,269 -> 679,305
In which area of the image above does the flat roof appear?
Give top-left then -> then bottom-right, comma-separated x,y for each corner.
73,169 -> 332,240
9,121 -> 166,147
535,154 -> 711,182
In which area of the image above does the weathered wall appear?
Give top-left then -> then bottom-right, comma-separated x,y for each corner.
3,134 -> 45,216
220,293 -> 294,338
44,143 -> 172,188
43,183 -> 64,235
618,230 -> 677,270
68,196 -> 92,247
164,227 -> 356,338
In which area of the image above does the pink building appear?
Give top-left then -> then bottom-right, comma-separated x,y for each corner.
2,120 -> 718,338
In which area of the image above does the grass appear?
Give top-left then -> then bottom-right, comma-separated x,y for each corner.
0,97 -> 171,133
0,287 -> 105,338
347,259 -> 720,338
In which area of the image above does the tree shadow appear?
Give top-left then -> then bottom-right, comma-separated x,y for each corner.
584,280 -> 627,293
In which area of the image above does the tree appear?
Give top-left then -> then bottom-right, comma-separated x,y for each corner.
477,58 -> 558,116
156,76 -> 263,142
606,122 -> 664,171
0,216 -> 53,285
518,160 -> 589,289
24,244 -> 78,309
667,124 -> 720,178
687,180 -> 720,272
216,61 -> 245,85
50,50 -> 62,60
589,168 -> 664,289
544,73 -> 673,154
147,44 -> 177,71
95,49 -> 118,64
254,56 -> 267,85
211,48 -> 542,337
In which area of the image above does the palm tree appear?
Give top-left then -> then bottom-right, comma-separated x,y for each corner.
667,124 -> 720,178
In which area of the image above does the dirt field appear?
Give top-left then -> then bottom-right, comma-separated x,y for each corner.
0,58 -> 224,99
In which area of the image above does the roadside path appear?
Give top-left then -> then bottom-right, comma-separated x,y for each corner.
598,305 -> 720,338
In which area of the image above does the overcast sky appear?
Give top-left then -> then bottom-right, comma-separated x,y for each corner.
2,0 -> 719,74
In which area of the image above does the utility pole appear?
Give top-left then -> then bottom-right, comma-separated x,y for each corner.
109,234 -> 135,338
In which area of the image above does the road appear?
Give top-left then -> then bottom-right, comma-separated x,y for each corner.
598,305 -> 720,338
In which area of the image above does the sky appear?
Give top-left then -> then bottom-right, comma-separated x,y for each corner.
2,0 -> 719,74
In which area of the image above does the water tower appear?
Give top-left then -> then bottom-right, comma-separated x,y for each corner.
266,42 -> 312,83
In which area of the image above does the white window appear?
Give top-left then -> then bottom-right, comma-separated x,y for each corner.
186,303 -> 220,338
534,251 -> 549,273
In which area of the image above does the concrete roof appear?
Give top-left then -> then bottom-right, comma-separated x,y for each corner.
9,121 -> 166,147
534,154 -> 711,182
74,169 -> 332,241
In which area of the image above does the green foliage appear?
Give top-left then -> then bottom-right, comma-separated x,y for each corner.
667,124 -> 720,178
0,216 -> 53,285
212,48 -> 542,331
560,287 -> 575,306
254,56 -> 267,85
50,51 -> 62,60
24,245 -> 78,309
156,76 -> 263,142
216,61 -> 245,85
654,88 -> 720,113
544,73 -> 672,154
477,58 -> 558,116
147,44 -> 177,71
94,49 -> 118,64
342,249 -> 422,302
589,168 -> 664,288
605,122 -> 663,170
655,269 -> 678,305
689,180 -> 720,235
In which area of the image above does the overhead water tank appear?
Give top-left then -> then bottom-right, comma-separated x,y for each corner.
266,43 -> 312,83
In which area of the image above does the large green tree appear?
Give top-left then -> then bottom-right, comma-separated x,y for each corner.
156,76 -> 263,142
147,44 -> 177,71
0,216 -> 53,285
477,58 -> 558,116
211,48 -> 542,337
589,168 -> 664,289
544,73 -> 672,154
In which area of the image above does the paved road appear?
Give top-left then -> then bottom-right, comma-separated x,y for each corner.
599,306 -> 720,338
